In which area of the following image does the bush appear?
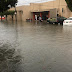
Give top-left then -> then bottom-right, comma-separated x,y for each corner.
0,10 -> 15,16
4,11 -> 15,15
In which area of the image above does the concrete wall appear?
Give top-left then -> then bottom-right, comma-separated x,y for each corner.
8,0 -> 72,21
30,3 -> 41,12
9,5 -> 33,21
40,0 -> 71,18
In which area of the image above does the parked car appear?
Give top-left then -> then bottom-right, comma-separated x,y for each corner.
47,17 -> 67,24
63,17 -> 72,25
0,16 -> 5,20
57,17 -> 67,24
26,18 -> 32,22
47,18 -> 56,24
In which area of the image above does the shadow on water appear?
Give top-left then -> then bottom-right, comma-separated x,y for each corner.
0,43 -> 22,72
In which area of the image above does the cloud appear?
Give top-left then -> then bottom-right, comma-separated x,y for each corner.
17,0 -> 54,6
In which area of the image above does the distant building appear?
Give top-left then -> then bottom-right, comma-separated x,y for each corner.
8,0 -> 72,21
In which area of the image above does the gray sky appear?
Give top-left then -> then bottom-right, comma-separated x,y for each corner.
17,0 -> 54,6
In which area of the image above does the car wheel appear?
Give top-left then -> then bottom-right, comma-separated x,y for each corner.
47,22 -> 49,23
58,23 -> 60,24
53,23 -> 55,24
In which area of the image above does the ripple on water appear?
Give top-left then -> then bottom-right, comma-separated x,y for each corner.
0,42 -> 22,72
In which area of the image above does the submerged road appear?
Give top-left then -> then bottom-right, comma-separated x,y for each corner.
0,21 -> 72,72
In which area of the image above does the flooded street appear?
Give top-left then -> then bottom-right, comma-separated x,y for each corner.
0,21 -> 72,72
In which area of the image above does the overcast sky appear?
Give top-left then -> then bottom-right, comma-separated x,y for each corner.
17,0 -> 54,6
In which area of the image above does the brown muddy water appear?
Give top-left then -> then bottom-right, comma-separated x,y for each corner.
0,21 -> 72,72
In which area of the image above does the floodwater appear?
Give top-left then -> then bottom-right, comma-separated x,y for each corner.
0,21 -> 72,72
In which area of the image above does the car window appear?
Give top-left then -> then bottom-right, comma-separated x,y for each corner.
66,18 -> 72,20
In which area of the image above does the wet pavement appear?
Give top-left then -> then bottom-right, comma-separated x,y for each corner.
0,21 -> 72,72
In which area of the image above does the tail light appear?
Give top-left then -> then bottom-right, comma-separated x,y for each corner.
63,21 -> 65,23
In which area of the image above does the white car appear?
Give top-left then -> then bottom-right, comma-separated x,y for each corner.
63,17 -> 72,26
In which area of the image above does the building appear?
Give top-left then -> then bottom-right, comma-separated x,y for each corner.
8,0 -> 72,21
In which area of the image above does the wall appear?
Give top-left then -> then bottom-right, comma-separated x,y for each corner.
8,0 -> 72,21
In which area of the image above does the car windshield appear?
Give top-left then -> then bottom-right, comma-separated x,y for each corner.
66,18 -> 72,20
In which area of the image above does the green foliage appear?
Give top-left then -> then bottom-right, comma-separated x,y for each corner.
0,11 -> 15,16
0,12 -> 4,16
65,0 -> 72,11
0,0 -> 18,13
4,11 -> 15,15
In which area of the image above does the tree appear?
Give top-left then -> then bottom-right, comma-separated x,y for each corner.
0,0 -> 17,20
65,0 -> 72,12
0,0 -> 18,13
4,10 -> 15,21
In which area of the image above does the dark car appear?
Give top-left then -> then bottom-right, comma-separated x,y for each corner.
57,17 -> 67,24
47,17 -> 67,24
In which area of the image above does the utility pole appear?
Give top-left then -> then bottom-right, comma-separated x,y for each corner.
15,4 -> 17,21
62,8 -> 63,17
58,0 -> 60,15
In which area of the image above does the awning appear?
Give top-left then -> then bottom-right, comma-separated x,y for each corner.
31,9 -> 50,12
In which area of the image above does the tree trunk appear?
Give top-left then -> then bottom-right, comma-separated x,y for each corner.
6,15 -> 7,21
1,15 -> 2,21
12,15 -> 13,21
